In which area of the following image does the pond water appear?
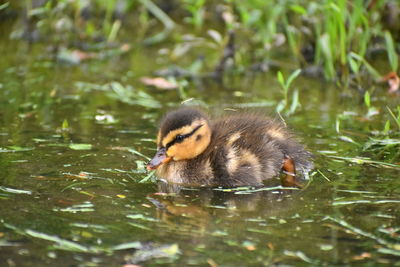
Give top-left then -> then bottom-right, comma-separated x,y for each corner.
1,26 -> 400,266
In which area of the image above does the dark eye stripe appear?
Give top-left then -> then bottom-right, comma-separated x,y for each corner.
165,124 -> 203,149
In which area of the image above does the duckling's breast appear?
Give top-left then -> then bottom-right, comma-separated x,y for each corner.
156,158 -> 214,186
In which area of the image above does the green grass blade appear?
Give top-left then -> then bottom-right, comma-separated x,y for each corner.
384,31 -> 398,72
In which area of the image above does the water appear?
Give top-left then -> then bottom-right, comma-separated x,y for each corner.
1,28 -> 400,266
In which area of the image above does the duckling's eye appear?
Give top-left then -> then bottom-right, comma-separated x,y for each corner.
175,135 -> 184,142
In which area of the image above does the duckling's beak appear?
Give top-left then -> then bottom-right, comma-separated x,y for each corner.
146,147 -> 172,170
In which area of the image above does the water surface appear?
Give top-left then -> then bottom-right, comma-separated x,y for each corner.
1,28 -> 400,266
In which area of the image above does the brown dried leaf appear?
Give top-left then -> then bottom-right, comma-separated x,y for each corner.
352,252 -> 372,260
140,77 -> 178,90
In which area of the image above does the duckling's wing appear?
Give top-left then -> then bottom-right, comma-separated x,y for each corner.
210,115 -> 285,186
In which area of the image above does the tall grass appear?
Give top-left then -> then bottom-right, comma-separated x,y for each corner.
8,0 -> 399,81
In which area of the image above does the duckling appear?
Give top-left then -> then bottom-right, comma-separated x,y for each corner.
147,107 -> 313,188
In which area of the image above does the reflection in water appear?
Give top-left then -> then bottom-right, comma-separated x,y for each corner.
148,181 -> 302,235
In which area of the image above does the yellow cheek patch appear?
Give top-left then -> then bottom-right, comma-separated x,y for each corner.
167,142 -> 192,160
165,121 -> 211,161
161,119 -> 206,148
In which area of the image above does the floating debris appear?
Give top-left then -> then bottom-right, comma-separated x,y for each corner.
0,186 -> 32,195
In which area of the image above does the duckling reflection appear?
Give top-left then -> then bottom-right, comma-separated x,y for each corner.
147,107 -> 313,188
148,180 -> 303,234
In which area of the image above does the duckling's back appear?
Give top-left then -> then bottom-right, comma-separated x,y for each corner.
205,113 -> 313,187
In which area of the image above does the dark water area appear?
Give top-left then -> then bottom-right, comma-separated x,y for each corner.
1,24 -> 400,266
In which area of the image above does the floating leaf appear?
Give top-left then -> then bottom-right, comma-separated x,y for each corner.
139,171 -> 156,183
232,186 -> 299,194
125,243 -> 180,264
113,241 -> 143,251
333,200 -> 400,206
319,244 -> 333,251
127,214 -> 158,222
0,186 -> 32,195
3,224 -> 95,253
69,144 -> 93,150
0,146 -> 33,152
327,155 -> 400,169
338,136 -> 360,146
125,147 -> 151,160
207,29 -> 223,44
128,222 -> 152,231
284,250 -> 316,264
326,216 -> 399,250
54,202 -> 95,213
95,114 -> 118,124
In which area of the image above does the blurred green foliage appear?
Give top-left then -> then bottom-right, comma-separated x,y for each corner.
2,0 -> 399,81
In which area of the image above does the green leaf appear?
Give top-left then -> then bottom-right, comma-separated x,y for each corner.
0,186 -> 32,195
384,31 -> 398,72
364,91 -> 370,108
383,120 -> 390,135
288,89 -> 300,114
348,55 -> 360,74
0,2 -> 9,10
275,100 -> 286,113
378,248 -> 400,257
112,241 -> 143,251
286,69 -> 302,89
290,5 -> 306,14
1,146 -> 33,152
139,171 -> 155,183
69,144 -> 93,150
277,71 -> 285,89
62,119 -> 69,130
387,106 -> 400,130
350,52 -> 381,80
25,230 -> 91,252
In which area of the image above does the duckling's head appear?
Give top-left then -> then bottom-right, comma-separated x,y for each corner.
147,108 -> 212,170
